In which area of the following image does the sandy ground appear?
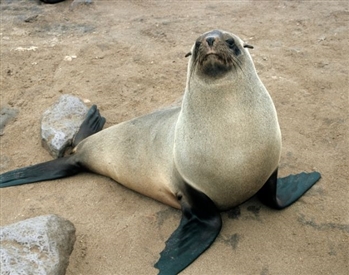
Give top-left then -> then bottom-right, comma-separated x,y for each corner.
0,1 -> 348,274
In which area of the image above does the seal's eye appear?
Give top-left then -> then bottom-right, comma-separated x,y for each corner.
195,41 -> 202,48
225,38 -> 235,47
226,38 -> 241,56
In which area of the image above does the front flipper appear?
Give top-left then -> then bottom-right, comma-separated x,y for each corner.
154,183 -> 222,275
258,169 -> 321,209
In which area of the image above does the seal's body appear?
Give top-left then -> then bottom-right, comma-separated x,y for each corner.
0,30 -> 320,275
175,43 -> 281,209
76,107 -> 182,209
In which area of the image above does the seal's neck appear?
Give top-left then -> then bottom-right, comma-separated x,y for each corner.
182,71 -> 263,117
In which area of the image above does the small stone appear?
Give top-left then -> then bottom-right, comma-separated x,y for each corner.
14,46 -> 38,51
24,14 -> 39,23
0,105 -> 18,135
63,55 -> 77,61
0,214 -> 76,275
41,95 -> 88,158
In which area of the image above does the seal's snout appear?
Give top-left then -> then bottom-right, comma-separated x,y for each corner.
206,36 -> 216,47
194,30 -> 242,78
205,32 -> 221,48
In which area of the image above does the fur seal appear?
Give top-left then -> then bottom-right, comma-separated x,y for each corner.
0,30 -> 321,275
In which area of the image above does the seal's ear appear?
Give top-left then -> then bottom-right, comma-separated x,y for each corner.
243,43 -> 254,49
185,52 -> 192,57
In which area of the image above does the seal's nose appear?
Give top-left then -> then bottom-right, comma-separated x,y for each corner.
206,37 -> 215,47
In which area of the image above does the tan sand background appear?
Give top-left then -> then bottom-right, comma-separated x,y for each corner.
0,1 -> 348,274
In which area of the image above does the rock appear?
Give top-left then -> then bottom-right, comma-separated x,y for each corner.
0,214 -> 76,275
0,105 -> 18,136
41,95 -> 88,158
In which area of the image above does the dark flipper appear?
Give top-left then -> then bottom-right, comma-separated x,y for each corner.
258,169 -> 321,209
154,183 -> 222,275
0,156 -> 83,188
72,105 -> 106,147
0,105 -> 105,188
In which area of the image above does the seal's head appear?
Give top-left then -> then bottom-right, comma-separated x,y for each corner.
186,30 -> 254,79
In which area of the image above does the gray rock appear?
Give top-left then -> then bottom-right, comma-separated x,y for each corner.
0,214 -> 76,275
0,105 -> 18,136
41,95 -> 88,158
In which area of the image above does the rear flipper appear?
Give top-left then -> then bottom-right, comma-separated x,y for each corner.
0,105 -> 105,188
258,169 -> 321,209
0,155 -> 83,188
72,105 -> 106,147
154,183 -> 222,275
